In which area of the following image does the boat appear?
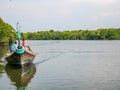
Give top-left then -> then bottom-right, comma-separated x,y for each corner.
5,46 -> 36,67
5,63 -> 36,90
5,23 -> 36,67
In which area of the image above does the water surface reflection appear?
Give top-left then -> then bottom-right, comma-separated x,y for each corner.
1,40 -> 120,90
0,46 -> 8,62
5,63 -> 36,90
0,64 -> 5,76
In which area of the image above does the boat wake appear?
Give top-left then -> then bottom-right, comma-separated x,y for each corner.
34,53 -> 62,66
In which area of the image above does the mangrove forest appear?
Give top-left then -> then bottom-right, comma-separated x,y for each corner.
0,18 -> 120,41
22,28 -> 120,40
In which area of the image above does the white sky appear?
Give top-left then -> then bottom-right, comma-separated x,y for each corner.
0,0 -> 120,32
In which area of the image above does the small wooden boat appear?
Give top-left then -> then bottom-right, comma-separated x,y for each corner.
5,63 -> 36,90
5,23 -> 36,67
5,46 -> 36,67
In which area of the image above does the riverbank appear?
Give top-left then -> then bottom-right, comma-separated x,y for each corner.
0,46 -> 8,61
0,42 -> 8,46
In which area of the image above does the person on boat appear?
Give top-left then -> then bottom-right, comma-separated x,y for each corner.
9,37 -> 13,53
22,38 -> 29,51
11,41 -> 18,52
22,38 -> 25,47
21,38 -> 32,54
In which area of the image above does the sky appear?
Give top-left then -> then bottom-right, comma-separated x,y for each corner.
0,0 -> 120,32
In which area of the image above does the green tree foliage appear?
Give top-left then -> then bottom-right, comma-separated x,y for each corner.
23,28 -> 120,40
0,18 -> 16,43
1,18 -> 120,41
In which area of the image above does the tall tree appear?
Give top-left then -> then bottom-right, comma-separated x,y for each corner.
0,18 -> 16,43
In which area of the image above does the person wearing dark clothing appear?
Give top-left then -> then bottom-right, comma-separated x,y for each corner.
9,37 -> 13,53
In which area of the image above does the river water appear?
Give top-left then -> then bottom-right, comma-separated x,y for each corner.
0,40 -> 120,90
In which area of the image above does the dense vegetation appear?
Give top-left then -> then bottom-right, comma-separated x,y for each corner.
0,18 -> 16,44
22,28 -> 120,40
1,17 -> 120,41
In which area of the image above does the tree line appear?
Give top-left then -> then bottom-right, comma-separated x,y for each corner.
1,17 -> 120,42
22,28 -> 120,40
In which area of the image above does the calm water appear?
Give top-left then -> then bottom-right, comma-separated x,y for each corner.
0,40 -> 120,90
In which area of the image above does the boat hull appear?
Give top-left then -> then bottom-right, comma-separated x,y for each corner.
5,50 -> 35,67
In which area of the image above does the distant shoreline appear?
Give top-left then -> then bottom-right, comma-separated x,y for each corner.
22,28 -> 120,40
